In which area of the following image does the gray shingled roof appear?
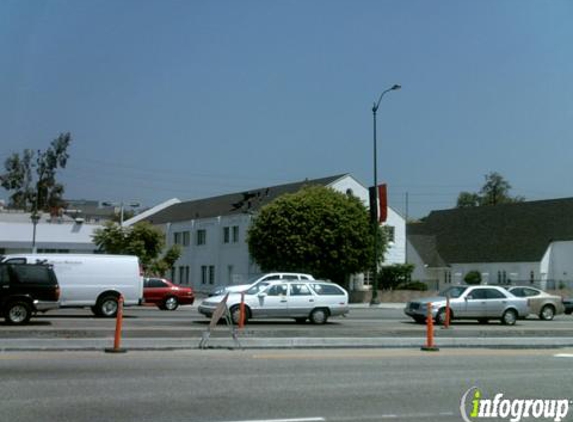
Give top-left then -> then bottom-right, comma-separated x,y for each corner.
145,174 -> 348,224
408,197 -> 573,265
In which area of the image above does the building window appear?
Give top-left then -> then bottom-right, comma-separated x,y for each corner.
223,227 -> 230,244
173,232 -> 181,245
197,229 -> 207,245
384,226 -> 395,243
185,266 -> 190,284
209,266 -> 215,285
183,232 -> 190,246
227,265 -> 234,284
178,266 -> 184,284
530,271 -> 535,284
232,226 -> 239,243
202,265 -> 215,285
171,267 -> 175,282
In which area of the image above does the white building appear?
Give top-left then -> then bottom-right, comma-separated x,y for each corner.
0,211 -> 102,255
407,198 -> 573,291
128,174 -> 406,293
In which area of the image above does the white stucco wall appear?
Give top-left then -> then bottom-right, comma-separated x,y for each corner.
541,241 -> 573,285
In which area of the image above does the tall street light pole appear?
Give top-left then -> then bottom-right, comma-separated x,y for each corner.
371,84 -> 401,305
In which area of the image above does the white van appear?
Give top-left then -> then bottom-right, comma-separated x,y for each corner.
0,254 -> 143,317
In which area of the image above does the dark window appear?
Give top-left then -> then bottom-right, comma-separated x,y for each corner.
282,275 -> 298,280
148,279 -> 168,288
290,284 -> 312,296
484,289 -> 506,299
0,266 -> 9,286
12,265 -> 51,284
267,284 -> 287,296
467,289 -> 488,300
310,283 -> 345,296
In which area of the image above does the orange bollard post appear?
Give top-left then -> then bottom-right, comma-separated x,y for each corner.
421,301 -> 439,352
238,292 -> 245,329
105,295 -> 127,354
443,296 -> 451,329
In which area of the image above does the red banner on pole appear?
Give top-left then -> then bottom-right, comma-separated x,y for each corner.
378,184 -> 387,223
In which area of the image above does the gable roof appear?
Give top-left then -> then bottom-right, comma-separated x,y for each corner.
408,197 -> 573,265
144,174 -> 349,224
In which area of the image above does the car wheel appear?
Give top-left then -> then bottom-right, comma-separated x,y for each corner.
310,308 -> 329,324
501,309 -> 517,326
230,305 -> 248,325
5,301 -> 32,325
540,305 -> 555,321
96,296 -> 119,318
435,308 -> 447,325
163,296 -> 179,311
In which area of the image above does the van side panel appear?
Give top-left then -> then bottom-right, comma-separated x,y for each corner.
0,254 -> 143,308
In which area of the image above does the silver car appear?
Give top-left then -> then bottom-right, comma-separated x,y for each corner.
199,280 -> 349,324
404,285 -> 530,326
507,286 -> 565,321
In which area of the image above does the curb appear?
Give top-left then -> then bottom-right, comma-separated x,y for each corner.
2,337 -> 573,351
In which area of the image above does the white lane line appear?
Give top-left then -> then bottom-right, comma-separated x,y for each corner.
220,418 -> 325,422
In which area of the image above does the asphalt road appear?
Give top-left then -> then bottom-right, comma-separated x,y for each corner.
2,304 -> 573,340
1,348 -> 572,422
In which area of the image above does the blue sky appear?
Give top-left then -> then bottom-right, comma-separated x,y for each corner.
1,0 -> 572,218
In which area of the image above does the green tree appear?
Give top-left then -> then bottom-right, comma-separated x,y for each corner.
0,133 -> 71,211
464,270 -> 482,285
92,221 -> 181,276
247,185 -> 385,287
456,171 -> 525,208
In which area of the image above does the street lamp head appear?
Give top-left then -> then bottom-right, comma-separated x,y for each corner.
391,84 -> 401,91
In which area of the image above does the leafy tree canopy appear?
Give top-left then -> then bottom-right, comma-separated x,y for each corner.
247,185 -> 386,287
0,133 -> 71,211
93,221 -> 181,277
456,171 -> 525,208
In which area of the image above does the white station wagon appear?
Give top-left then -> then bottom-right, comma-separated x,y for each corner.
199,280 -> 349,324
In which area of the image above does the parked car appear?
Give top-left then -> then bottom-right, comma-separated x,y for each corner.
199,279 -> 348,324
209,272 -> 315,296
0,262 -> 60,324
143,277 -> 194,310
404,285 -> 529,326
506,286 -> 564,321
563,298 -> 573,315
1,254 -> 143,317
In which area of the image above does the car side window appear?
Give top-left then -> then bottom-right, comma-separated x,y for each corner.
0,265 -> 8,286
267,284 -> 287,296
523,288 -> 540,297
467,289 -> 487,300
484,289 -> 506,299
149,279 -> 167,288
11,265 -> 50,284
282,275 -> 298,280
510,288 -> 524,297
290,284 -> 312,296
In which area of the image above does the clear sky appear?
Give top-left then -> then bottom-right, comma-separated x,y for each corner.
1,0 -> 572,219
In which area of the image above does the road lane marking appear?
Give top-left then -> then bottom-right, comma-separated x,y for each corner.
219,418 -> 325,422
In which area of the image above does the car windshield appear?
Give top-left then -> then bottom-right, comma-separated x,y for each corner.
438,286 -> 468,299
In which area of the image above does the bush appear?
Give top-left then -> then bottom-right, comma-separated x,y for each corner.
464,270 -> 482,285
397,281 -> 428,291
379,263 -> 415,290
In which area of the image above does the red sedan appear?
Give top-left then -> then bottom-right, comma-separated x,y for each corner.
143,277 -> 195,310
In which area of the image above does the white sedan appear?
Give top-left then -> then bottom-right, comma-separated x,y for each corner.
199,280 -> 349,325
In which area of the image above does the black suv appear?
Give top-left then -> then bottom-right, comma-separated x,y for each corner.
0,263 -> 60,324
